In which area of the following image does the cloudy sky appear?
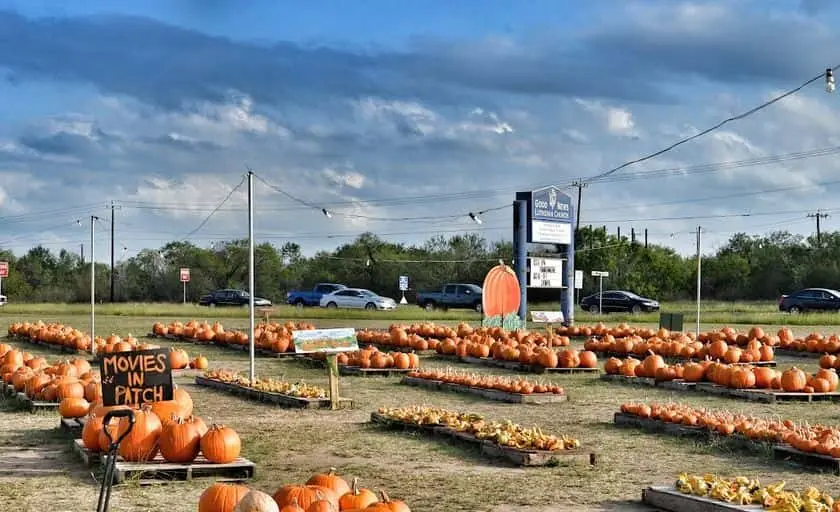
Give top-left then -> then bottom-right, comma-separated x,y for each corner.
2,0 -> 840,262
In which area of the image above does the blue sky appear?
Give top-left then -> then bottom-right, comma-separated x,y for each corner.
2,0 -> 840,261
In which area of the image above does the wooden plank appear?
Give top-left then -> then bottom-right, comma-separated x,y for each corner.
256,349 -> 301,358
59,417 -> 86,435
102,453 -> 255,484
400,376 -> 568,404
370,412 -> 592,467
458,356 -> 600,374
657,379 -> 698,391
72,438 -> 100,467
642,486 -> 761,512
599,374 -> 656,387
613,413 -> 708,438
593,351 -> 776,367
773,445 -> 840,474
774,348 -> 820,359
340,366 -> 413,377
695,383 -> 840,403
16,392 -> 59,412
194,376 -> 352,409
357,342 -> 433,354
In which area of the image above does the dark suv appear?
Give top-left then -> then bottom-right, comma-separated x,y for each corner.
198,289 -> 272,307
778,288 -> 840,313
579,290 -> 659,314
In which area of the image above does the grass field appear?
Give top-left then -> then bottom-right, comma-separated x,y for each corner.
2,312 -> 840,511
2,299 -> 839,326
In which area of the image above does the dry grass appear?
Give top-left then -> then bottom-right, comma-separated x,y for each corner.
1,314 -> 840,511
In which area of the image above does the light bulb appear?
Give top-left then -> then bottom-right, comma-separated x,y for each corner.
321,208 -> 332,219
469,212 -> 483,224
826,69 -> 835,93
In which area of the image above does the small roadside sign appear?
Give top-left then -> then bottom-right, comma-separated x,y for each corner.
398,275 -> 409,291
591,270 -> 610,277
179,268 -> 190,282
0,261 -> 8,278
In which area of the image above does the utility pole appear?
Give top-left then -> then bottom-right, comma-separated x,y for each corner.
807,210 -> 829,245
108,201 -> 122,302
80,244 -> 84,264
631,228 -> 636,244
695,226 -> 701,337
90,215 -> 99,356
644,229 -> 648,248
572,180 -> 587,233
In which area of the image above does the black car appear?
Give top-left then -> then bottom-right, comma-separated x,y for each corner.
778,288 -> 840,313
579,290 -> 660,314
198,289 -> 272,307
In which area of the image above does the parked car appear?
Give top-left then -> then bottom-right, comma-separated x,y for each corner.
778,288 -> 840,313
319,288 -> 397,310
0,295 -> 6,307
198,289 -> 272,307
286,283 -> 346,308
579,290 -> 659,314
416,283 -> 483,312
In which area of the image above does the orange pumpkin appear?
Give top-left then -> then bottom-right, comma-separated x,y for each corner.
481,261 -> 520,317
199,483 -> 250,512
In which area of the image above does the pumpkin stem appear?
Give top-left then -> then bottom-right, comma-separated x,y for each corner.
352,477 -> 360,495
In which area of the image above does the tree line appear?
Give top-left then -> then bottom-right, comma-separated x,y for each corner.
0,227 -> 831,303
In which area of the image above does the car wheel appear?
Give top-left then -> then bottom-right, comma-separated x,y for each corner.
588,305 -> 599,314
326,302 -> 338,309
423,302 -> 435,311
474,302 -> 483,314
789,305 -> 801,314
631,304 -> 641,314
209,303 -> 216,308
294,300 -> 305,309
365,302 -> 377,311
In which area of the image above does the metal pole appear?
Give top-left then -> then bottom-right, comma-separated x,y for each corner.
247,171 -> 256,386
515,200 -> 528,322
109,200 -> 115,302
598,275 -> 603,315
696,226 -> 701,336
565,192 -> 576,325
90,216 -> 97,356
183,281 -> 186,304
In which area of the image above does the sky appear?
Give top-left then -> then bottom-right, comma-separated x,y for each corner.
2,0 -> 840,263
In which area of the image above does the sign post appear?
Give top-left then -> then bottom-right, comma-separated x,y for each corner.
0,261 -> 8,297
179,268 -> 190,304
574,269 -> 583,307
591,270 -> 609,314
292,328 -> 358,410
398,275 -> 409,305
99,348 -> 174,407
531,310 -> 564,343
515,186 -> 575,324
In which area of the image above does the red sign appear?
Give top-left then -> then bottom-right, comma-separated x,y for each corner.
0,261 -> 8,278
179,268 -> 190,283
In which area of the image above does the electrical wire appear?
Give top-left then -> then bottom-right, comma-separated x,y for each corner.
582,64 -> 840,184
182,175 -> 247,239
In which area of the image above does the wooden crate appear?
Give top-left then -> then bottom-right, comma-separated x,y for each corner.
695,383 -> 840,403
458,356 -> 600,374
101,453 -> 255,484
642,486 -> 760,512
370,412 -> 592,467
72,438 -> 100,467
773,445 -> 840,474
400,376 -> 568,404
59,417 -> 87,436
194,376 -> 352,409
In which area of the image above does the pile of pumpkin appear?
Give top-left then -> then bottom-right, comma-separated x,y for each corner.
153,320 -> 316,353
585,332 -> 775,363
203,369 -> 328,399
2,348 -> 100,408
558,323 -> 786,345
619,401 -> 840,457
406,368 -> 565,395
442,337 -> 596,369
604,354 -> 839,392
334,347 -> 420,369
198,469 -> 411,512
784,331 -> 840,354
7,320 -> 93,351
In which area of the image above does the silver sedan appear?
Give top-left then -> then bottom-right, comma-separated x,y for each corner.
319,288 -> 397,310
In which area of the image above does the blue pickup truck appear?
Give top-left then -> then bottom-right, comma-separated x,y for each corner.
286,283 -> 346,308
416,283 -> 483,312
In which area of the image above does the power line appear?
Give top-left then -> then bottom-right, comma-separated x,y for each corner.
582,64 -> 840,184
182,175 -> 248,239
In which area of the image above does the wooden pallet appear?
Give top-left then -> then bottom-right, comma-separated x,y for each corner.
16,392 -> 59,412
599,374 -> 697,390
370,412 -> 593,467
357,342 -> 433,354
101,452 -> 255,484
694,382 -> 840,403
6,336 -> 94,358
613,412 -> 708,438
401,376 -> 567,404
774,348 -> 821,359
2,383 -> 16,397
458,356 -> 600,374
773,445 -> 840,474
72,438 -> 100,467
593,351 -> 777,367
194,376 -> 352,409
59,417 -> 87,435
256,349 -> 303,358
642,486 -> 760,512
340,366 -> 413,377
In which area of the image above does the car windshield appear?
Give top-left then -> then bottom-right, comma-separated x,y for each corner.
358,290 -> 376,297
239,291 -> 250,298
623,292 -> 643,300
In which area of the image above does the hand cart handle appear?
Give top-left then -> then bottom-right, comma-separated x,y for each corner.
103,409 -> 135,449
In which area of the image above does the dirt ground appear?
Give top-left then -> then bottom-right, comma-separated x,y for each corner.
1,315 -> 838,511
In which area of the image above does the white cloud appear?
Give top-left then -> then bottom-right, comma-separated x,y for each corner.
575,99 -> 640,138
323,168 -> 366,189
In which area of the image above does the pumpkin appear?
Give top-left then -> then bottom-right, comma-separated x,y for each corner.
729,368 -> 755,389
780,367 -> 807,392
682,362 -> 705,382
305,500 -> 336,512
604,357 -> 622,375
306,468 -> 350,497
82,413 -> 105,451
117,405 -> 162,462
578,351 -> 597,368
816,368 -> 839,391
481,260 -> 520,317
199,483 -> 251,512
339,478 -> 378,510
59,397 -> 90,418
169,348 -> 190,370
642,353 -> 665,378
193,355 -> 210,370
753,367 -> 775,389
174,387 -> 194,417
366,491 -> 410,512
273,486 -> 338,510
201,424 -> 241,463
159,416 -> 201,463
233,490 -> 280,512
279,500 -> 304,512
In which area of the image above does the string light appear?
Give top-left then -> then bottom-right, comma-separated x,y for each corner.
827,69 -> 836,93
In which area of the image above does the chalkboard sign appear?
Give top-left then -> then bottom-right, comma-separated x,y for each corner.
99,348 -> 174,407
